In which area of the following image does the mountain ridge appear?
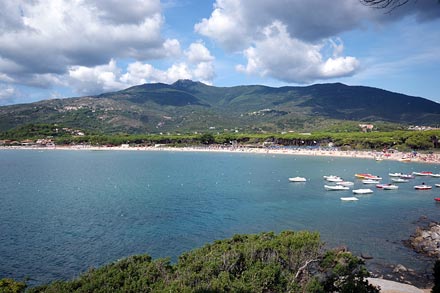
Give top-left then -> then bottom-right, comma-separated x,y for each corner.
0,80 -> 439,133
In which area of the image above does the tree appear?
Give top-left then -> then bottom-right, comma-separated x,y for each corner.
360,0 -> 411,10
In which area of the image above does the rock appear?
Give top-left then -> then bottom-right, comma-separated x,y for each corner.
393,264 -> 408,273
361,252 -> 373,260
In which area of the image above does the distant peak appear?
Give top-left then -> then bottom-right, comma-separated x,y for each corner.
172,79 -> 203,87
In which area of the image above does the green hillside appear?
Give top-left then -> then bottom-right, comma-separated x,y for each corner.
0,80 -> 439,134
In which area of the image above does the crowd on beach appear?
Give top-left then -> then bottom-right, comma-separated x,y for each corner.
2,143 -> 440,164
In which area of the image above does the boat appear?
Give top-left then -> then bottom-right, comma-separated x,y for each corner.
391,178 -> 409,183
399,174 -> 415,179
323,175 -> 340,180
338,181 -> 354,187
362,179 -> 380,184
431,174 -> 440,178
414,185 -> 432,190
365,175 -> 382,180
399,157 -> 411,162
382,184 -> 399,190
436,184 -> 440,188
388,172 -> 403,177
340,197 -> 359,201
412,171 -> 433,176
326,177 -> 343,183
376,184 -> 389,188
289,177 -> 307,182
435,198 -> 440,202
324,185 -> 349,191
355,173 -> 372,179
353,189 -> 373,194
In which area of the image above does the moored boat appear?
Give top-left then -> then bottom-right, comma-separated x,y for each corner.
412,171 -> 433,176
362,179 -> 380,184
436,184 -> 440,188
383,184 -> 398,190
340,197 -> 359,201
326,177 -> 343,182
391,178 -> 409,183
431,174 -> 440,178
414,184 -> 432,190
389,172 -> 403,177
353,188 -> 373,194
355,173 -> 372,179
289,177 -> 307,182
324,185 -> 349,191
399,174 -> 414,179
435,198 -> 440,202
338,181 -> 354,187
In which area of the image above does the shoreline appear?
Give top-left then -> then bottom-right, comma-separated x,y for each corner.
1,145 -> 440,164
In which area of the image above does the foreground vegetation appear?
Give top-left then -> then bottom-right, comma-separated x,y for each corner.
2,231 -> 380,293
1,123 -> 439,151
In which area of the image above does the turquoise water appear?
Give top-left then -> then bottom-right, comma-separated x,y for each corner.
1,149 -> 439,285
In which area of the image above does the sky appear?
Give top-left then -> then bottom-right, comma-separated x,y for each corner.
0,0 -> 439,105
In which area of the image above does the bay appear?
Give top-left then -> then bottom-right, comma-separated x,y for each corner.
1,149 -> 439,286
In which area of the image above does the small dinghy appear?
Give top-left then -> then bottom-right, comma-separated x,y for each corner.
353,189 -> 373,194
340,197 -> 359,201
391,178 -> 409,183
435,198 -> 440,202
362,179 -> 380,184
383,184 -> 398,190
289,177 -> 307,182
324,185 -> 349,191
414,184 -> 432,190
338,181 -> 354,187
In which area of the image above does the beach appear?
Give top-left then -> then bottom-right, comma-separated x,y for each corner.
2,144 -> 440,164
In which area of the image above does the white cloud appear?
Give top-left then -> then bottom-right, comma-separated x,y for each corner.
69,42 -> 216,94
0,0 -> 180,83
0,84 -> 19,105
236,21 -> 359,83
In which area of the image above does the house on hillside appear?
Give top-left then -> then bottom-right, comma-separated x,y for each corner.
359,124 -> 374,132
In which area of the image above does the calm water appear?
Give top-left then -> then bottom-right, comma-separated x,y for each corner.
1,149 -> 439,285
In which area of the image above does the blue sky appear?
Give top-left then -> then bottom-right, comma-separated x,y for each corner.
0,0 -> 439,105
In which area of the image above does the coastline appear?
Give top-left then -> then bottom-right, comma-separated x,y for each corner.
1,145 -> 440,164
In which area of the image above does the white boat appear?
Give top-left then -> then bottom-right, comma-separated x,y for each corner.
431,174 -> 440,178
382,184 -> 399,190
338,181 -> 354,187
412,171 -> 432,176
414,184 -> 432,190
326,177 -> 343,183
391,178 -> 409,183
289,177 -> 307,182
340,197 -> 359,201
324,185 -> 349,191
323,175 -> 340,180
436,184 -> 440,188
362,179 -> 380,184
389,172 -> 403,177
353,188 -> 373,194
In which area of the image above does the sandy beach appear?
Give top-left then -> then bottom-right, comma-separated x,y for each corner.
2,144 -> 440,165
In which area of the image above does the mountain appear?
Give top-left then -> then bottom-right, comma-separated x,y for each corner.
1,80 -> 439,133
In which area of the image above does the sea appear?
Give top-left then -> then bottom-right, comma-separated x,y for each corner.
1,149 -> 439,286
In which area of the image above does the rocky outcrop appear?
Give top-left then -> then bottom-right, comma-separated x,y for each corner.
406,222 -> 440,258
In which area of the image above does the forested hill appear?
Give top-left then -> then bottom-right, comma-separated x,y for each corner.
1,80 -> 439,134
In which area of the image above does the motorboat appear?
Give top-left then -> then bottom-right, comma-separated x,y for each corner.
376,184 -> 389,188
412,171 -> 433,176
362,179 -> 380,184
414,184 -> 432,190
324,185 -> 349,191
436,184 -> 440,188
353,189 -> 373,194
382,184 -> 398,190
435,198 -> 440,202
289,177 -> 307,182
323,175 -> 340,180
355,173 -> 372,179
389,172 -> 403,177
391,178 -> 409,183
338,181 -> 354,187
431,174 -> 440,178
326,177 -> 343,183
399,174 -> 415,179
341,197 -> 359,201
